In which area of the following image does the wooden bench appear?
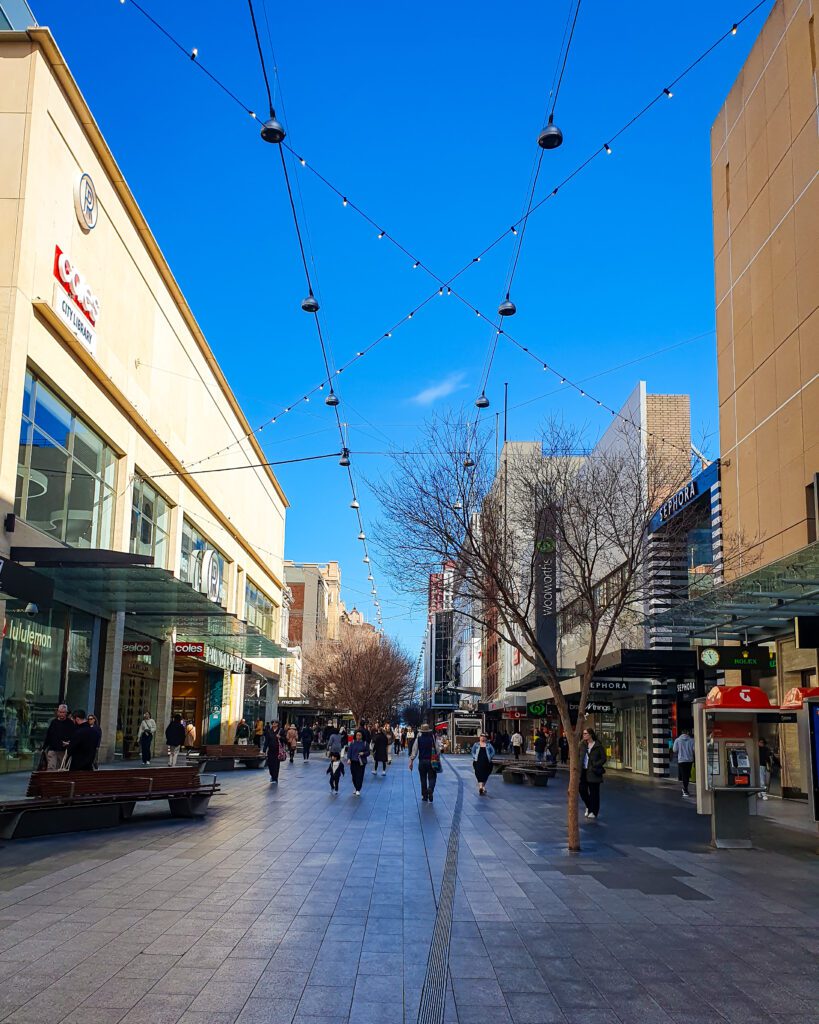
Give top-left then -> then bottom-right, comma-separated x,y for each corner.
0,767 -> 219,839
502,765 -> 556,787
199,744 -> 265,770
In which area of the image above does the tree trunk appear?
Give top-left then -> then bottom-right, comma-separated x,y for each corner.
566,736 -> 581,852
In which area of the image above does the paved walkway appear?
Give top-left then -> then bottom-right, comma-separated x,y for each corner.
0,754 -> 817,1024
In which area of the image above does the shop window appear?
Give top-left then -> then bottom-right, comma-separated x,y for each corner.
16,371 -> 116,548
130,475 -> 171,567
180,518 -> 227,606
245,579 -> 276,639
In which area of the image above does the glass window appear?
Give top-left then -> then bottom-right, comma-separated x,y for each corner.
15,372 -> 116,548
245,580 -> 276,639
130,475 -> 171,567
180,518 -> 227,606
0,605 -> 66,774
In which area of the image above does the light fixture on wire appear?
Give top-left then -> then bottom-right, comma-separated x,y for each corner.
604,143 -> 612,155
475,393 -> 490,409
463,454 -> 475,469
350,498 -> 360,509
498,294 -> 517,317
301,292 -> 319,313
663,88 -> 673,98
367,573 -> 374,581
325,389 -> 340,407
357,531 -> 366,541
363,555 -> 370,564
260,110 -> 286,144
453,500 -> 463,511
537,114 -> 563,150
339,448 -> 351,467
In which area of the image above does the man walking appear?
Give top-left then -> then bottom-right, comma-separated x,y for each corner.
165,713 -> 186,766
43,704 -> 75,770
672,727 -> 695,798
300,723 -> 314,761
66,711 -> 97,770
510,729 -> 524,760
409,724 -> 440,803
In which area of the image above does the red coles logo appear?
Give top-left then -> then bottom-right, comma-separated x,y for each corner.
53,246 -> 100,325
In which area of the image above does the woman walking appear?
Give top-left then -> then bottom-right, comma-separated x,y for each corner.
286,723 -> 299,764
579,726 -> 607,820
471,733 -> 495,796
346,730 -> 369,796
266,724 -> 283,784
372,726 -> 389,777
137,711 -> 156,765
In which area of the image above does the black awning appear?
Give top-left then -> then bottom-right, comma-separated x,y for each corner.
578,647 -> 698,681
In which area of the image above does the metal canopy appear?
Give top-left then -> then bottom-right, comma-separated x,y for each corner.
651,541 -> 819,640
580,647 -> 698,680
21,562 -> 289,660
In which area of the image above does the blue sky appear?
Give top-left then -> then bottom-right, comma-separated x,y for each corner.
32,0 -> 773,656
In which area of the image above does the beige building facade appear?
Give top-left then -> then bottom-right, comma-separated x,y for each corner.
0,28 -> 288,769
711,0 -> 818,575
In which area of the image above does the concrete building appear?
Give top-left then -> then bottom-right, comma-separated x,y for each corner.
712,0 -> 818,573
654,0 -> 818,807
0,27 -> 288,770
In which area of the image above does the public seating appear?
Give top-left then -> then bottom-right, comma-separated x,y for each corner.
199,744 -> 265,770
501,764 -> 557,787
0,766 -> 219,839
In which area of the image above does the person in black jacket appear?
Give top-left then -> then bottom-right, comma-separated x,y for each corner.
371,727 -> 389,777
165,713 -> 186,766
66,711 -> 97,771
266,727 -> 282,784
300,724 -> 314,761
43,704 -> 75,770
579,726 -> 607,820
409,724 -> 440,803
87,714 -> 102,769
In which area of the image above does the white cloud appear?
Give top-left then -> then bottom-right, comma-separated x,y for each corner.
410,371 -> 467,405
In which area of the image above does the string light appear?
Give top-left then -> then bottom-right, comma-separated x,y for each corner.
190,47 -> 198,60
121,0 -> 768,481
604,143 -> 612,154
342,196 -> 348,206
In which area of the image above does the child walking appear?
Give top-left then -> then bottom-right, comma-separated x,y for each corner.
327,752 -> 345,794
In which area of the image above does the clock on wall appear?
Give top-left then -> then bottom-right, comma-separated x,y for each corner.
701,648 -> 720,667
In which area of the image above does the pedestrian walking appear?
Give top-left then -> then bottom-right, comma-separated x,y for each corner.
266,725 -> 283,784
534,729 -> 547,765
87,714 -> 102,769
393,726 -> 402,757
234,719 -> 251,745
137,711 -> 156,764
327,752 -> 345,793
471,733 -> 495,796
301,724 -> 314,761
286,723 -> 299,763
254,718 -> 264,746
758,737 -> 773,799
66,711 -> 97,770
347,730 -> 369,796
510,730 -> 524,760
409,724 -> 440,803
672,727 -> 695,798
327,729 -> 344,758
184,719 -> 197,751
401,727 -> 408,750
372,726 -> 389,777
43,703 -> 75,770
165,713 -> 186,766
579,726 -> 607,820
559,734 -> 569,765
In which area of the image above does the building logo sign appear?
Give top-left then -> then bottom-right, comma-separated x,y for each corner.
658,481 -> 698,524
697,645 -> 776,671
174,641 -> 205,657
74,172 -> 98,232
199,549 -> 222,603
52,246 -> 100,356
592,680 -> 629,691
122,640 -> 152,655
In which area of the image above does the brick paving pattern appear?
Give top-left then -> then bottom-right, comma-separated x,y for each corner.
0,754 -> 817,1024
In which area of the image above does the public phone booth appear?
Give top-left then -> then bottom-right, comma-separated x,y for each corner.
693,686 -> 771,848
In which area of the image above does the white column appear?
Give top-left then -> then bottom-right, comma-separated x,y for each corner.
98,611 -> 125,763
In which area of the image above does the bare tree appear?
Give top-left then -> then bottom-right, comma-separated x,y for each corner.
374,411 -> 690,851
304,627 -> 415,726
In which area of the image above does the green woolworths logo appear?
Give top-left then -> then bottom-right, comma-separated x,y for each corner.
535,538 -> 555,554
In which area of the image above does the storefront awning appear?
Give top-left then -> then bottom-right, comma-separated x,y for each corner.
11,554 -> 289,660
651,541 -> 819,641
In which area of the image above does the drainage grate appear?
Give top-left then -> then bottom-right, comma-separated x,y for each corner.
416,762 -> 464,1024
